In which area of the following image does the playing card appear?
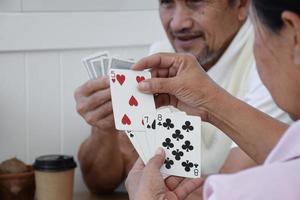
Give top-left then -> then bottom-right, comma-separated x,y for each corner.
133,130 -> 150,164
82,59 -> 95,80
91,59 -> 105,77
143,114 -> 157,158
102,57 -> 110,75
82,51 -> 109,79
125,131 -> 147,163
110,69 -> 156,131
143,108 -> 172,161
156,113 -> 201,178
110,57 -> 135,70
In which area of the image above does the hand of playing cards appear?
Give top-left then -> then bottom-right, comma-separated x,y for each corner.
82,51 -> 202,178
82,51 -> 135,79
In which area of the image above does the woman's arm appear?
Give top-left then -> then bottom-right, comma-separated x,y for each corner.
133,53 -> 288,164
206,90 -> 288,163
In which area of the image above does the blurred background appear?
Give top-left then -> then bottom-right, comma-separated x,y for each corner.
0,0 -> 166,192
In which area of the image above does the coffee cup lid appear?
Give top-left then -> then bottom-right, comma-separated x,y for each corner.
33,155 -> 77,172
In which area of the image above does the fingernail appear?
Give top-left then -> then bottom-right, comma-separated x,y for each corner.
138,81 -> 150,91
155,148 -> 163,155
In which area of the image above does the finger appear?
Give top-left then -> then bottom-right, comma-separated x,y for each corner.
138,77 -> 176,95
154,94 -> 171,108
75,76 -> 110,97
165,176 -> 184,191
151,68 -> 171,79
95,113 -> 115,129
77,89 -> 111,114
144,148 -> 165,172
132,53 -> 180,71
125,158 -> 145,197
173,178 -> 204,200
84,101 -> 113,125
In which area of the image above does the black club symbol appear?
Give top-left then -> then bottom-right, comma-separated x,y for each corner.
182,160 -> 194,172
162,138 -> 174,149
163,118 -> 174,130
182,141 -> 194,152
172,129 -> 184,141
172,149 -> 184,160
164,157 -> 174,169
182,121 -> 194,132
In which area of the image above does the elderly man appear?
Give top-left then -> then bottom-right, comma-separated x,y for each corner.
74,0 -> 291,197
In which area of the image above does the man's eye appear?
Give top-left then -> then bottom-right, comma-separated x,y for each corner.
188,0 -> 203,2
187,0 -> 204,5
187,0 -> 204,8
159,0 -> 174,6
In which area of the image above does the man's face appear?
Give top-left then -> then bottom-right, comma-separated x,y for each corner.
159,0 -> 245,69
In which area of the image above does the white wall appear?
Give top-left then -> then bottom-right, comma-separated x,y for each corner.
0,0 -> 166,192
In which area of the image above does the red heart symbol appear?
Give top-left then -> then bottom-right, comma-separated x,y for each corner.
117,74 -> 126,85
136,76 -> 145,83
142,119 -> 144,125
112,78 -> 116,83
121,114 -> 131,125
129,95 -> 138,107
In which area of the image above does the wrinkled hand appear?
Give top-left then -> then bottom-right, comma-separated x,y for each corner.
133,53 -> 221,121
74,76 -> 115,131
125,148 -> 204,200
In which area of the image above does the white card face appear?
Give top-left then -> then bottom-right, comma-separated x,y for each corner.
143,108 -> 172,161
133,131 -> 150,163
156,113 -> 201,178
110,69 -> 156,131
125,131 -> 147,164
143,114 -> 158,159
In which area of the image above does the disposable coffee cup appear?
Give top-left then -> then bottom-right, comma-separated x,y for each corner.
33,155 -> 77,200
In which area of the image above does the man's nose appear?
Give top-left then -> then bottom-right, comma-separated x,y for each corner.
170,7 -> 193,32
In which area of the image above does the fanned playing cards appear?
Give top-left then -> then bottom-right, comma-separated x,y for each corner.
82,51 -> 202,178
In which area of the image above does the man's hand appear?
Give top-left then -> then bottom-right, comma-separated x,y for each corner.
74,76 -> 115,131
125,148 -> 204,200
75,76 -> 136,193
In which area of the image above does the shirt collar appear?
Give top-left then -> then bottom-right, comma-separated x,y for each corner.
208,18 -> 253,83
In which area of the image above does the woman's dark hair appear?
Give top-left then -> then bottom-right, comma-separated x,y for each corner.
252,0 -> 300,32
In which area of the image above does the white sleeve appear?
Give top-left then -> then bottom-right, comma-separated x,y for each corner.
242,63 -> 292,124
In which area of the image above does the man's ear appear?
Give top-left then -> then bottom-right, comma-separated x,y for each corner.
236,0 -> 250,21
282,11 -> 300,65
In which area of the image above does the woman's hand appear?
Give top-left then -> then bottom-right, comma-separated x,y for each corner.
125,148 -> 204,200
132,53 -> 222,121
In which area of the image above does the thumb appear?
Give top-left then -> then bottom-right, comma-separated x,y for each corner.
145,148 -> 165,171
131,157 -> 146,171
138,78 -> 175,95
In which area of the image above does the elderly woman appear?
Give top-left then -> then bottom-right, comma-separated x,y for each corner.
125,0 -> 300,199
